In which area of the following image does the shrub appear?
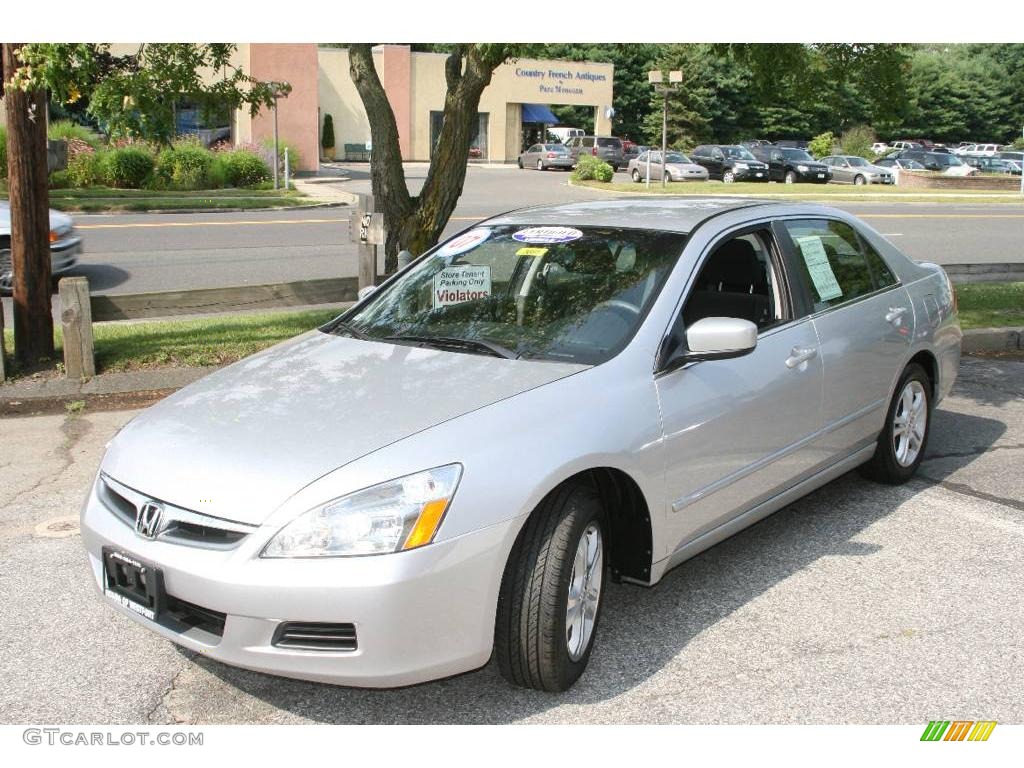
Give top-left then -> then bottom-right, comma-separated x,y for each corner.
808,131 -> 835,159
572,154 -> 614,183
100,147 -> 155,188
322,114 -> 335,150
47,120 -> 103,151
67,151 -> 106,187
0,125 -> 6,179
839,125 -> 876,159
49,170 -> 71,189
155,140 -> 214,190
213,150 -> 271,188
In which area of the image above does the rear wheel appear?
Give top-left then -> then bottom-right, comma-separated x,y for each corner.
860,363 -> 931,484
854,174 -> 867,186
785,170 -> 797,184
537,159 -> 545,171
0,238 -> 13,296
495,482 -> 606,692
723,170 -> 736,183
517,158 -> 523,169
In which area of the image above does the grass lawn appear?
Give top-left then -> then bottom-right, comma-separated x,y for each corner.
957,281 -> 1024,329
0,184 -> 316,212
575,179 -> 1024,204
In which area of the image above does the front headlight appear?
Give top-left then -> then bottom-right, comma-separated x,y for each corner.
261,464 -> 463,558
797,164 -> 809,172
734,162 -> 749,170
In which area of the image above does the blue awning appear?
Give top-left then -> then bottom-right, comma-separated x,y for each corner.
521,103 -> 559,124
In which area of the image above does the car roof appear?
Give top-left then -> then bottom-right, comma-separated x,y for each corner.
485,198 -> 775,234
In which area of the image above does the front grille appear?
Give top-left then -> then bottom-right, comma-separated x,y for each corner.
163,594 -> 227,637
272,622 -> 358,652
98,473 -> 255,549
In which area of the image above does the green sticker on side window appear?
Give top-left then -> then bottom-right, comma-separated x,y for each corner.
795,235 -> 843,302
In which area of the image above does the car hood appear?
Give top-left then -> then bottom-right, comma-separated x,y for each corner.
0,202 -> 72,235
101,331 -> 587,525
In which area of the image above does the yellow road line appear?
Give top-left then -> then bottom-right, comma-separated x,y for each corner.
861,213 -> 1024,219
76,218 -> 343,230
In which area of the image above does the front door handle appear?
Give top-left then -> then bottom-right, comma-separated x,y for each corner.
785,346 -> 818,369
885,306 -> 908,323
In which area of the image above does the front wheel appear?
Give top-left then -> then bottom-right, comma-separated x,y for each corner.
860,363 -> 931,484
631,168 -> 642,183
495,483 -> 606,692
517,158 -> 523,169
723,170 -> 736,183
537,159 -> 545,171
0,240 -> 13,296
854,174 -> 866,186
785,170 -> 797,184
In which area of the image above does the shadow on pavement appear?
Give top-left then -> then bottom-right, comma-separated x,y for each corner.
177,405 -> 1006,724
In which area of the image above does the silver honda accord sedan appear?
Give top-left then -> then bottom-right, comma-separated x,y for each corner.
81,198 -> 961,692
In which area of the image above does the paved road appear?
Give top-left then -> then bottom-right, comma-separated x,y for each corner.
0,356 -> 1021,724
3,165 -> 1022,328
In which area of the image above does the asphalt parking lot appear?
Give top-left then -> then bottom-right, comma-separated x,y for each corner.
1,355 -> 1022,725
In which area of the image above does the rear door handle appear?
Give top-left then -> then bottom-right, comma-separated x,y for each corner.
885,306 -> 908,323
785,347 -> 818,368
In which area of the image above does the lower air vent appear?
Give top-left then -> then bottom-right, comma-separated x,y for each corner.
163,595 -> 227,637
272,622 -> 357,651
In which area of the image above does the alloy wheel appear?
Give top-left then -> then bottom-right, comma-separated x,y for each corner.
0,247 -> 13,293
565,522 -> 603,662
893,380 -> 927,467
537,159 -> 544,171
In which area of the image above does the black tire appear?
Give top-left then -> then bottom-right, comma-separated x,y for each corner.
631,168 -> 642,183
860,363 -> 932,484
517,158 -> 523,169
495,482 -> 606,692
723,170 -> 736,183
785,170 -> 797,184
854,174 -> 866,186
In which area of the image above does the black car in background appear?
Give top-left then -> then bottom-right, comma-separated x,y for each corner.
690,144 -> 769,182
750,145 -> 831,183
893,149 -> 968,172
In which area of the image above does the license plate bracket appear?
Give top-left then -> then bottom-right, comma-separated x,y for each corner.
102,547 -> 165,620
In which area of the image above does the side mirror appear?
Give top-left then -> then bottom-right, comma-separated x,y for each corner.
662,317 -> 758,372
357,285 -> 376,301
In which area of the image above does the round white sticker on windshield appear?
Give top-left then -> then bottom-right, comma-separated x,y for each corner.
512,226 -> 583,244
436,227 -> 492,258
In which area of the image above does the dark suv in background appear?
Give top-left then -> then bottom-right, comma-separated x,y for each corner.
750,145 -> 831,183
563,136 -> 626,171
690,145 -> 769,182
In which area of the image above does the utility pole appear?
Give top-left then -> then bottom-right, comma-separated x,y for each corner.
2,43 -> 54,366
648,70 -> 683,188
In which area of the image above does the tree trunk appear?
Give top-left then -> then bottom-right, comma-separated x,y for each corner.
348,44 -> 509,272
3,43 -> 54,366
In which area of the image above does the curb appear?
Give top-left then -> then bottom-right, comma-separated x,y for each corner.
962,327 -> 1024,354
64,201 -> 349,216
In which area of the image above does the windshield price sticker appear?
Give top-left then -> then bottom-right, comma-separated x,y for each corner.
512,226 -> 583,244
433,265 -> 492,307
516,246 -> 548,258
436,228 -> 492,258
794,235 -> 843,302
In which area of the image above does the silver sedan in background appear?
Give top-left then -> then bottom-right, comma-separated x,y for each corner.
0,202 -> 82,294
820,155 -> 895,185
81,199 -> 960,692
628,150 -> 710,183
518,143 -> 573,171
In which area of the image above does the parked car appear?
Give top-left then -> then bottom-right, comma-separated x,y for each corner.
563,136 -> 625,171
628,150 -> 710,183
820,155 -> 895,185
750,145 -> 831,183
874,157 -> 927,171
889,141 -> 922,152
996,150 -> 1024,163
518,143 -> 574,171
690,144 -> 769,182
80,197 -> 961,692
773,139 -> 810,150
871,142 -> 890,155
0,203 -> 82,295
963,156 -> 1022,175
740,139 -> 772,149
959,143 -> 1000,157
893,149 -> 973,175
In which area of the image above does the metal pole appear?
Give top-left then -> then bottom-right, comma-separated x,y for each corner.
646,147 -> 652,189
284,147 -> 290,190
1019,125 -> 1023,195
272,96 -> 279,190
661,87 -> 668,188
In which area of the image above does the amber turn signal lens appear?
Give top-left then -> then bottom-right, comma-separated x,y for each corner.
402,498 -> 450,551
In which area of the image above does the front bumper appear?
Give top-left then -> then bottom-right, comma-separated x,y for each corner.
735,168 -> 768,181
796,169 -> 832,183
80,475 -> 522,687
51,235 -> 82,274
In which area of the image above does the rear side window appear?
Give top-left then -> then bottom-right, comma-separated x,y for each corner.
781,219 -> 877,311
859,236 -> 898,289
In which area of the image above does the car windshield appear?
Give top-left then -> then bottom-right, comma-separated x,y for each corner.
781,148 -> 814,161
935,154 -> 962,166
544,145 -> 567,152
665,152 -> 691,163
328,225 -> 689,365
847,157 -> 870,167
723,146 -> 757,160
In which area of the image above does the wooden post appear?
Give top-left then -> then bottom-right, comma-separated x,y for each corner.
59,277 -> 95,379
0,301 -> 6,381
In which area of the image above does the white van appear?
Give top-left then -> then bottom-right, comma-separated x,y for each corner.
547,126 -> 584,144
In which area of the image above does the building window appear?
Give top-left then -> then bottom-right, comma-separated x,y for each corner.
430,111 -> 489,160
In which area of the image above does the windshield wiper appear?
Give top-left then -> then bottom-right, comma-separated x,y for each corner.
383,334 -> 519,360
327,320 -> 370,340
